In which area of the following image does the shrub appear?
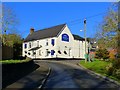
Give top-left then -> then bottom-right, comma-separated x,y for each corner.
113,69 -> 120,79
106,63 -> 114,75
95,48 -> 109,60
112,58 -> 120,69
106,58 -> 120,78
109,51 -> 115,59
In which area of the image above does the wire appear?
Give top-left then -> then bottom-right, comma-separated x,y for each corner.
66,12 -> 107,26
86,12 -> 106,19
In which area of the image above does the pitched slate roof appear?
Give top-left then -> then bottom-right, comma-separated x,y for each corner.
72,34 -> 85,41
24,24 -> 66,42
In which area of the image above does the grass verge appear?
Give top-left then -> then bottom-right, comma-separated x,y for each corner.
80,59 -> 120,83
0,58 -> 32,64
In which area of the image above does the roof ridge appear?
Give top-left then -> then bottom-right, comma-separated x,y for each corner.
24,23 -> 66,42
34,23 -> 66,33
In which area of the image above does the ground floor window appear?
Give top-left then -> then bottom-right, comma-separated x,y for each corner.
25,51 -> 27,54
46,49 -> 49,56
64,51 -> 67,55
39,50 -> 41,56
58,50 -> 61,54
32,50 -> 36,56
51,50 -> 55,55
28,52 -> 30,55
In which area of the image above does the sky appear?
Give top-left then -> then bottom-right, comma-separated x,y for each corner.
3,2 -> 112,38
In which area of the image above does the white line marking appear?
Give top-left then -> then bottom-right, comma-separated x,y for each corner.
38,85 -> 42,89
38,67 -> 51,89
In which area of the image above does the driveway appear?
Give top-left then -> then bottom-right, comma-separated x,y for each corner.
35,60 -> 120,89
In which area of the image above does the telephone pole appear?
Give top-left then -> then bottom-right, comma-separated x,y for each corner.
84,19 -> 87,63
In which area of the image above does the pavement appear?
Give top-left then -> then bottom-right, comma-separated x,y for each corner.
4,62 -> 50,90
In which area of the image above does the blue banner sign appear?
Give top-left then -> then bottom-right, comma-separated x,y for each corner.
62,34 -> 69,42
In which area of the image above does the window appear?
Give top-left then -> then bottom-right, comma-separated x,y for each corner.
33,52 -> 36,55
32,51 -> 36,56
24,44 -> 27,49
39,50 -> 41,56
28,52 -> 30,55
51,39 -> 55,46
64,51 -> 67,55
58,50 -> 61,54
46,42 -> 48,46
46,49 -> 49,56
25,51 -> 27,53
51,50 -> 55,55
46,40 -> 48,46
29,43 -> 31,48
37,41 -> 39,47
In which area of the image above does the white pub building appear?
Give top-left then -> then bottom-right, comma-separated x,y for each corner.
22,24 -> 89,59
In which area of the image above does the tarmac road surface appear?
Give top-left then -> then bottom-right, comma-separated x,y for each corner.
36,60 -> 120,90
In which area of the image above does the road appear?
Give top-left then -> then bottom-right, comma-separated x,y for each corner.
35,60 -> 120,89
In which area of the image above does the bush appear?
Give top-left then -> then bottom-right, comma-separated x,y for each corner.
106,63 -> 114,75
112,58 -> 120,69
95,48 -> 109,60
106,58 -> 120,78
113,69 -> 120,79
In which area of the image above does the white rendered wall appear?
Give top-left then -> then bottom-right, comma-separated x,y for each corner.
22,25 -> 88,59
22,37 -> 58,59
56,25 -> 74,58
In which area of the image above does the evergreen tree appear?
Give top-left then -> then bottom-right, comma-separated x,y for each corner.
96,48 -> 109,60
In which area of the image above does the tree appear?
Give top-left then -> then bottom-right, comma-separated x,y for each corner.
2,4 -> 19,34
95,3 -> 118,49
1,5 -> 23,59
1,4 -> 21,46
2,34 -> 22,47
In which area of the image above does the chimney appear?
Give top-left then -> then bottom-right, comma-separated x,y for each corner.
30,28 -> 34,34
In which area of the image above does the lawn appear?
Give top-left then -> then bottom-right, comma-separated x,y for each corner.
80,59 -> 120,83
80,59 -> 109,76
